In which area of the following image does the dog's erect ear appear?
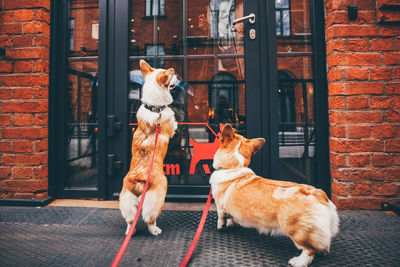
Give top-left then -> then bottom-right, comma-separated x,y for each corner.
221,124 -> 234,143
156,68 -> 174,89
140,60 -> 154,77
250,138 -> 265,154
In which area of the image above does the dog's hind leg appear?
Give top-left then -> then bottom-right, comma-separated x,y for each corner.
141,186 -> 166,236
119,189 -> 139,235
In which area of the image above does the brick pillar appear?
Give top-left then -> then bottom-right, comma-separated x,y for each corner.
0,0 -> 50,200
325,0 -> 400,209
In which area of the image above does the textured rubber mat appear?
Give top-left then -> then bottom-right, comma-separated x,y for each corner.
0,207 -> 399,266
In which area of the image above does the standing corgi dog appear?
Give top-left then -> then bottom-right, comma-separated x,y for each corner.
210,124 -> 339,267
119,60 -> 177,236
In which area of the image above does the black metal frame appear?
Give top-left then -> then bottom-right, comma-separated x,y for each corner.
48,0 -> 330,200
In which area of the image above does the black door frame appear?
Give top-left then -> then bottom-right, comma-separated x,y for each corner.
49,0 -> 330,200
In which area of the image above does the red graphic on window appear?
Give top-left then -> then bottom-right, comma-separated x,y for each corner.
189,133 -> 221,175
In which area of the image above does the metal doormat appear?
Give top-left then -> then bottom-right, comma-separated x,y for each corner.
0,207 -> 399,266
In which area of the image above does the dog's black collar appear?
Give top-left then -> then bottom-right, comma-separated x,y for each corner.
144,103 -> 167,113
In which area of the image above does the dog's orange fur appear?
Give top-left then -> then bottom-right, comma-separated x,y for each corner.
210,124 -> 339,267
119,60 -> 176,236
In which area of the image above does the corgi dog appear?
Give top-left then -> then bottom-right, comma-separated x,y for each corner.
210,124 -> 339,267
119,60 -> 177,236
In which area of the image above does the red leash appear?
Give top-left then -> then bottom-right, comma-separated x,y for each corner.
180,189 -> 213,267
111,125 -> 161,267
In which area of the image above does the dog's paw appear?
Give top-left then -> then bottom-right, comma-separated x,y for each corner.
288,252 -> 313,267
226,218 -> 235,228
217,220 -> 225,230
148,225 -> 162,236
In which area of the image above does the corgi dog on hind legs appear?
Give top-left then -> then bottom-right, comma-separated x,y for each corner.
119,60 -> 177,236
210,124 -> 339,267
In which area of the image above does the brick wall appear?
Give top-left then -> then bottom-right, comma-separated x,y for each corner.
0,0 -> 50,200
325,0 -> 400,209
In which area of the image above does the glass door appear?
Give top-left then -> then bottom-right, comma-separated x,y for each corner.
109,0 -> 264,198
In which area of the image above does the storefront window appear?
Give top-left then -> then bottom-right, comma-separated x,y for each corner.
65,0 -> 99,189
275,0 -> 315,184
128,0 -> 245,185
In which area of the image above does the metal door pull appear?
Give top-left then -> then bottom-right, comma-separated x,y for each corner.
232,13 -> 256,25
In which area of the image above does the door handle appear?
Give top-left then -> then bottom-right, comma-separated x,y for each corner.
232,13 -> 256,25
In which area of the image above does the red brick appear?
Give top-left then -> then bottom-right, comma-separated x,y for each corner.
13,113 -> 33,126
386,110 -> 400,122
371,125 -> 397,138
12,140 -> 33,153
12,36 -> 33,47
35,192 -> 48,199
0,141 -> 11,152
13,9 -> 34,21
12,88 -> 32,99
0,11 -> 14,22
346,67 -> 369,80
370,38 -> 395,51
32,61 -> 49,72
326,39 -> 345,55
329,96 -> 345,108
328,25 -> 378,38
0,167 -> 11,179
330,139 -> 384,153
0,35 -> 13,47
378,0 -> 400,8
385,167 -> 400,181
335,197 -> 386,210
12,167 -> 33,178
329,111 -> 382,124
0,23 -> 22,34
357,10 -> 377,24
380,25 -> 400,37
14,192 -> 35,199
2,127 -> 48,139
346,96 -> 368,109
1,101 -> 48,112
33,35 -> 50,47
385,139 -> 400,152
345,83 -> 384,95
32,87 -> 48,99
386,83 -> 400,94
331,153 -> 346,166
369,97 -> 393,109
34,9 -> 50,24
378,10 -> 400,23
0,61 -> 13,72
14,61 -> 32,72
6,47 -> 48,60
349,183 -> 372,196
331,181 -> 347,196
348,126 -> 371,138
348,154 -> 370,167
328,83 -> 345,95
1,74 -> 49,86
23,22 -> 50,35
346,39 -> 369,52
2,179 -> 47,192
0,89 -> 12,100
327,68 -> 343,81
0,115 -> 12,126
328,53 -> 381,67
330,125 -> 346,138
382,52 -> 400,65
371,154 -> 395,167
33,113 -> 48,125
33,165 -> 47,178
372,183 -> 399,196
369,68 -> 393,81
3,0 -> 51,10
1,153 -> 47,166
34,139 -> 48,152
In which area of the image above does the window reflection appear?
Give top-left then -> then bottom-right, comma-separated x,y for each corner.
66,0 -> 99,189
